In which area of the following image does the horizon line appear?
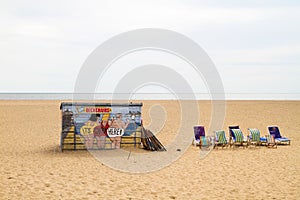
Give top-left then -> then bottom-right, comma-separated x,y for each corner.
0,92 -> 299,100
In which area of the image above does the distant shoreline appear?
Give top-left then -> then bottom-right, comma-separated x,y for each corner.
0,93 -> 299,100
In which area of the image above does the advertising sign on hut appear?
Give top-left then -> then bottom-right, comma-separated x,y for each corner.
60,102 -> 143,150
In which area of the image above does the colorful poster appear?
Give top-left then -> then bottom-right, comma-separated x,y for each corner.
61,103 -> 142,149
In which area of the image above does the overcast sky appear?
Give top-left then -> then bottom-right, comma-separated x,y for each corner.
0,0 -> 299,98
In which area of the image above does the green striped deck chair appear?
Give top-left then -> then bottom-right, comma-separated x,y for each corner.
248,128 -> 267,146
214,130 -> 228,148
231,129 -> 248,148
248,128 -> 261,146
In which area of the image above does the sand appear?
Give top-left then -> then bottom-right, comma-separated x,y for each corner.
0,100 -> 299,199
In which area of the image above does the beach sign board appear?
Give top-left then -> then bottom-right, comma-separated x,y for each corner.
60,102 -> 143,150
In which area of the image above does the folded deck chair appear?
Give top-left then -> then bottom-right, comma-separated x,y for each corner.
247,128 -> 267,146
266,134 -> 277,148
214,130 -> 228,149
229,125 -> 239,145
193,126 -> 205,146
231,129 -> 248,148
268,126 -> 290,145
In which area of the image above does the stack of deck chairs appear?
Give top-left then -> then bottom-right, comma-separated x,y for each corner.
141,127 -> 166,151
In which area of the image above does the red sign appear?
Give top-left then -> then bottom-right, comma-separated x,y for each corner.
84,107 -> 112,113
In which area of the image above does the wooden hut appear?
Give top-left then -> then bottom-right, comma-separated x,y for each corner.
60,102 -> 143,151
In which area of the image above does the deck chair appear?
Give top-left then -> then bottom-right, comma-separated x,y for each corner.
247,128 -> 267,146
199,136 -> 211,149
193,126 -> 205,146
231,129 -> 248,148
268,126 -> 290,145
266,134 -> 277,148
214,130 -> 228,149
229,125 -> 239,145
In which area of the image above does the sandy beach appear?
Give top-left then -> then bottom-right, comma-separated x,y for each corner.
0,100 -> 299,199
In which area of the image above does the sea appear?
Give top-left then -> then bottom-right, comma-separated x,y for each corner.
0,93 -> 299,100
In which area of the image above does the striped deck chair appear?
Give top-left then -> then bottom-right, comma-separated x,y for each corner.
214,130 -> 228,149
231,129 -> 248,148
266,134 -> 277,148
248,128 -> 266,146
229,125 -> 239,145
199,136 -> 211,149
268,126 -> 290,145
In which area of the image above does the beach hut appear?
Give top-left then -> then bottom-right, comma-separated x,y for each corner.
60,102 -> 143,151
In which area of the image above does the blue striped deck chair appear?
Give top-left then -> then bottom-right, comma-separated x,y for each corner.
231,129 -> 248,148
247,128 -> 267,146
268,126 -> 290,145
266,134 -> 277,148
214,130 -> 228,149
229,125 -> 239,145
199,136 -> 211,149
